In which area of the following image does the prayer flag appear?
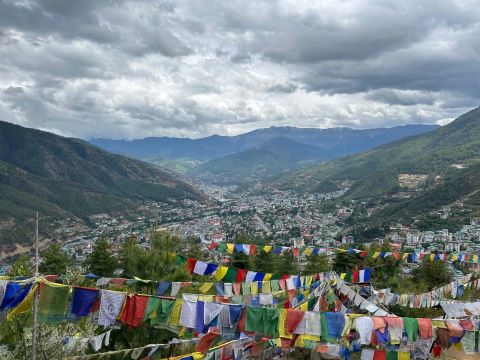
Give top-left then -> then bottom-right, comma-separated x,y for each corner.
6,284 -> 37,321
214,266 -> 229,281
119,294 -> 149,328
98,290 -> 126,328
69,287 -> 98,318
39,283 -> 70,324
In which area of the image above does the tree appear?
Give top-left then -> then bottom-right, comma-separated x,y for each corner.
146,230 -> 189,281
412,260 -> 452,291
332,251 -> 360,273
84,236 -> 117,277
253,250 -> 276,273
120,235 -> 147,278
39,243 -> 73,275
230,251 -> 250,270
10,255 -> 33,277
303,254 -> 329,275
276,250 -> 298,275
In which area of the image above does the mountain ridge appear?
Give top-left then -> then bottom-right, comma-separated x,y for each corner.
0,120 -> 206,246
266,106 -> 480,225
90,124 -> 439,162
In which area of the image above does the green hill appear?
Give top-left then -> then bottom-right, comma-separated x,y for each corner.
189,137 -> 333,184
0,121 -> 206,245
270,107 -> 480,200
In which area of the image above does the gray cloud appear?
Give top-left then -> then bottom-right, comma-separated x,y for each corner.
0,0 -> 479,139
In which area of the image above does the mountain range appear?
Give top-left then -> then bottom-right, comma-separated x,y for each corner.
91,124 -> 439,184
268,107 -> 480,225
0,121 -> 205,246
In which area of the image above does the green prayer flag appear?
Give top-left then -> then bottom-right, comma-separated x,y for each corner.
402,317 -> 419,342
143,297 -> 160,321
223,268 -> 237,283
38,284 -> 69,324
175,255 -> 186,266
386,351 -> 398,360
271,280 -> 280,292
344,272 -> 352,283
320,313 -> 336,343
242,283 -> 250,296
262,307 -> 279,338
218,243 -> 227,253
270,273 -> 282,280
308,296 -> 317,311
245,306 -> 263,333
151,299 -> 175,326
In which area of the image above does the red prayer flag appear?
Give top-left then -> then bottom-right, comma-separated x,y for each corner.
352,271 -> 359,283
373,350 -> 386,360
285,309 -> 305,334
119,295 -> 149,328
292,248 -> 299,257
250,244 -> 257,255
236,269 -> 247,283
186,258 -> 196,274
111,278 -> 127,287
196,331 -> 220,353
208,242 -> 218,250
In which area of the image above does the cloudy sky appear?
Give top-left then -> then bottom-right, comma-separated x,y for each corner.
0,0 -> 479,139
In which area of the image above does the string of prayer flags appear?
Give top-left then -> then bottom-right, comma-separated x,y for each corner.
180,255 -> 370,286
210,242 -> 480,263
2,276 -> 480,359
372,273 -> 478,308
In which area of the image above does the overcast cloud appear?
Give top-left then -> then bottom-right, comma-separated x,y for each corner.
0,0 -> 478,139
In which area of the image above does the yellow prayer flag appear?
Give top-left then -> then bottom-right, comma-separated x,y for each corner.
429,254 -> 435,262
7,284 -> 37,321
199,282 -> 214,293
299,301 -> 308,311
340,273 -> 346,280
263,245 -> 272,253
251,281 -> 258,295
262,281 -> 271,293
226,243 -> 234,254
169,300 -> 183,326
263,273 -> 272,281
198,295 -> 215,302
303,248 -> 313,256
306,275 -> 312,286
214,266 -> 229,281
372,251 -> 381,259
451,254 -> 458,261
473,255 -> 478,262
278,309 -> 293,339
299,334 -> 320,342
402,253 -> 409,260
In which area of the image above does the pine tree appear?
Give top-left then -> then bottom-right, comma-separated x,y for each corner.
332,251 -> 360,273
230,252 -> 250,270
303,254 -> 329,275
276,250 -> 299,275
120,235 -> 147,278
413,260 -> 452,291
39,243 -> 73,275
84,236 -> 117,277
10,255 -> 33,277
253,249 -> 276,273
